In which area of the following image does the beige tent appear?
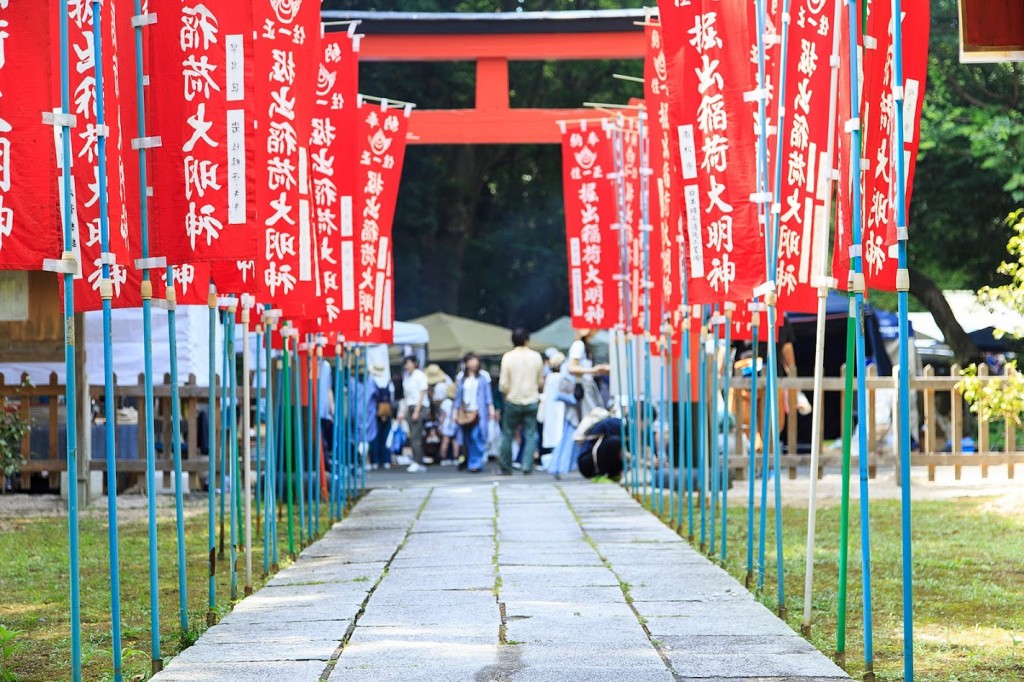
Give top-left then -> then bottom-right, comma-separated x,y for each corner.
409,312 -> 516,362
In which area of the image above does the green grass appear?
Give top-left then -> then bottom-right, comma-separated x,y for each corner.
640,491 -> 1024,682
0,497 -> 344,681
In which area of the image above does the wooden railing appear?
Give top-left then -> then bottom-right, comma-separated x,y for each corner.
0,371 -> 238,491
727,364 -> 1024,481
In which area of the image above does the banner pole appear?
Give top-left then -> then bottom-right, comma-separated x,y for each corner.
359,347 -> 368,494
165,271 -> 188,632
206,289 -> 217,625
282,325 -> 295,558
803,0 -> 845,639
227,304 -> 238,601
307,337 -> 316,538
890,0 -> 916,669
331,342 -> 341,521
264,310 -> 277,573
711,307 -> 723,558
242,300 -> 253,596
56,0 -> 84,675
218,310 -> 228,562
845,0 -> 876,670
720,307 -> 732,563
836,306 -> 855,667
84,0 -> 123,673
255,320 -> 263,547
683,289 -> 694,543
342,345 -> 351,503
697,307 -> 708,553
746,310 -> 760,589
119,0 -> 161,667
293,337 -> 306,546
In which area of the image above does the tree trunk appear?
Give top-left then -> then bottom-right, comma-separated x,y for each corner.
908,265 -> 979,364
418,146 -> 500,315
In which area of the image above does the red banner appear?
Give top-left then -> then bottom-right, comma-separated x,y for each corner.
861,0 -> 930,291
252,0 -> 321,313
645,23 -> 682,340
561,120 -> 619,331
348,100 -> 409,344
148,0 -> 257,265
58,0 -> 144,312
0,3 -> 61,270
832,11 -> 855,292
312,30 -> 360,332
661,0 -> 765,306
773,0 -> 836,313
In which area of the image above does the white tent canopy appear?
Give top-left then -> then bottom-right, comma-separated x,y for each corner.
907,290 -> 1024,343
0,307 -> 216,387
0,311 -> 431,387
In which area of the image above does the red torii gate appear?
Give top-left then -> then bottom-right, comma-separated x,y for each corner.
323,9 -> 648,145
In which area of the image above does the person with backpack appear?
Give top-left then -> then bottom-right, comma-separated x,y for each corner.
368,361 -> 395,469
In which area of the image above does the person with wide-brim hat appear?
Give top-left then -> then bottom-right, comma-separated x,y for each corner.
367,360 -> 395,470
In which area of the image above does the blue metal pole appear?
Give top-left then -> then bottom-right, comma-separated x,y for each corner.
165,269 -> 188,632
358,346 -> 367,495
293,337 -> 306,547
219,311 -> 229,562
845,0 -> 876,669
709,306 -> 720,557
227,306 -> 238,601
207,290 -> 217,624
683,297 -> 694,542
720,309 -> 732,563
121,0 -> 161,668
891,0 -> 916,672
255,323 -> 262,552
332,342 -> 342,520
241,302 -> 253,596
697,307 -> 708,552
56,0 -> 83,676
262,314 -> 273,575
746,311 -> 760,588
307,338 -> 316,538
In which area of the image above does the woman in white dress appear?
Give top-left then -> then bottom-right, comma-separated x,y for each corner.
538,352 -> 566,464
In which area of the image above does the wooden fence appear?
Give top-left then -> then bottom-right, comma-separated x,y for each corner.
3,363 -> 1022,491
0,371 -> 241,491
729,364 -> 1024,481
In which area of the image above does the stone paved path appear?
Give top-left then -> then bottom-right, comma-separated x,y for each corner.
153,482 -> 850,681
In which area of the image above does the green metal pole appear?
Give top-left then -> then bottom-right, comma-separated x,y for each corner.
836,304 -> 856,667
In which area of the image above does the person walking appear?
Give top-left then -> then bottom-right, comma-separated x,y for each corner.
454,353 -> 495,473
497,328 -> 544,475
401,356 -> 429,469
368,361 -> 395,469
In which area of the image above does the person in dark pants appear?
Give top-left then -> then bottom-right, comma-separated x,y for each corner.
318,358 -> 334,471
497,328 -> 544,475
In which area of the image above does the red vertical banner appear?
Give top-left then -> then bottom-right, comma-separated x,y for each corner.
351,100 -> 409,344
774,0 -> 835,312
560,120 -> 619,331
622,118 -> 644,334
58,0 -> 143,312
861,0 -> 929,291
661,0 -> 765,306
148,0 -> 257,265
313,30 -> 360,331
252,0 -> 320,313
645,23 -> 681,340
0,3 -> 61,270
832,12 -> 855,292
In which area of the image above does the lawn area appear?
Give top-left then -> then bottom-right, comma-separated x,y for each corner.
641,490 -> 1024,682
0,497 -> 338,682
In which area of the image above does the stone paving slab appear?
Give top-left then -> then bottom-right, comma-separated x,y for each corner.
155,482 -> 849,682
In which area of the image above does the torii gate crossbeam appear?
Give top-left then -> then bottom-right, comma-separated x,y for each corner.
322,9 -> 648,145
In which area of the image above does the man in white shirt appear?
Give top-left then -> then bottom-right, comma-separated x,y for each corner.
401,356 -> 430,464
498,328 -> 544,475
